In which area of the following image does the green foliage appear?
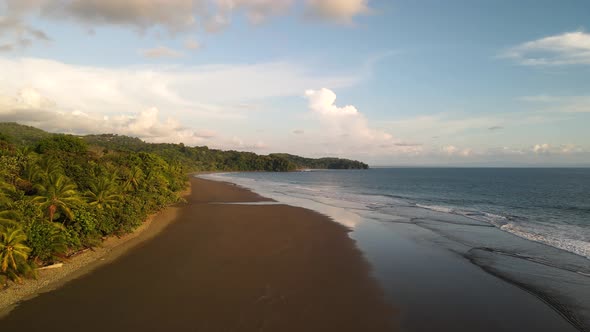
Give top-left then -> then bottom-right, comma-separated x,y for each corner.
269,153 -> 369,169
86,176 -> 122,210
22,221 -> 68,263
35,134 -> 88,155
0,226 -> 35,283
83,132 -> 368,172
117,196 -> 146,233
0,122 -> 51,147
0,122 -> 369,282
33,174 -> 84,223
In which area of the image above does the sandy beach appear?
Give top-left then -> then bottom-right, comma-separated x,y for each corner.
0,177 -> 396,331
0,197 -> 186,316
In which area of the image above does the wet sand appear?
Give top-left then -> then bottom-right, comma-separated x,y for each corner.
0,177 -> 396,331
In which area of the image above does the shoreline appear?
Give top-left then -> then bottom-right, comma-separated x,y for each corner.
0,176 -> 396,331
0,184 -> 192,317
201,172 -> 587,332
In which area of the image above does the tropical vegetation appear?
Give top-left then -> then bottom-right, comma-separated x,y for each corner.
0,122 -> 368,285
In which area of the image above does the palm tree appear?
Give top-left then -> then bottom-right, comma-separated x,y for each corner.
0,180 -> 20,228
21,157 -> 41,184
0,226 -> 33,283
123,166 -> 143,192
86,176 -> 122,210
36,156 -> 61,184
0,180 -> 13,207
0,210 -> 19,229
33,174 -> 83,223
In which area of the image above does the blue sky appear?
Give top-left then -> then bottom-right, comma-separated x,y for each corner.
0,0 -> 589,166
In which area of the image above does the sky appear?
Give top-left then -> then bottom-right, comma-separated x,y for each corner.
0,0 -> 589,166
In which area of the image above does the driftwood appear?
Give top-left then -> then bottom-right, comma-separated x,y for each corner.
37,263 -> 64,270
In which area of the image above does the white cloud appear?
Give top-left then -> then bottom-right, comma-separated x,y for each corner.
139,46 -> 184,58
303,88 -> 421,156
305,88 -> 358,115
305,0 -> 371,23
366,108 -> 589,164
0,58 -> 357,150
0,87 -> 259,147
501,31 -> 590,65
531,143 -> 584,155
0,57 -> 356,114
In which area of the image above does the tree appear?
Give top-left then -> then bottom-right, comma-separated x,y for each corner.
36,156 -> 62,183
86,176 -> 122,210
0,226 -> 34,283
123,166 -> 143,192
0,181 -> 21,228
33,174 -> 83,223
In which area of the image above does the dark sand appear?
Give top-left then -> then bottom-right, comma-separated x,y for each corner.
0,177 -> 396,331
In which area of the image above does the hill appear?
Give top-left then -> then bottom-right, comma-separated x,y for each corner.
0,123 -> 369,172
270,153 -> 368,170
0,122 -> 51,146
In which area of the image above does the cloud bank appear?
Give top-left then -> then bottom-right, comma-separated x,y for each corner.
0,0 -> 374,51
0,57 -> 357,149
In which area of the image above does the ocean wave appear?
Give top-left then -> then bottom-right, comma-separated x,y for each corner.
413,204 -> 590,260
204,173 -> 590,261
415,204 -> 455,214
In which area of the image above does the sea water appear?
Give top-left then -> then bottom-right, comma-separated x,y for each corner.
201,168 -> 590,331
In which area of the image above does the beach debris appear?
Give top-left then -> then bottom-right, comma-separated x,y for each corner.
37,263 -> 64,270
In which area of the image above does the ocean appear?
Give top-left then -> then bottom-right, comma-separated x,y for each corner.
201,168 -> 590,331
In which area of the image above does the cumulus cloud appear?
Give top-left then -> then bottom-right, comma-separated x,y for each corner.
139,46 -> 184,58
305,88 -> 359,115
0,58 -> 357,150
305,0 -> 371,23
303,88 -> 421,155
501,31 -> 590,66
0,57 -> 356,115
0,87 -> 257,147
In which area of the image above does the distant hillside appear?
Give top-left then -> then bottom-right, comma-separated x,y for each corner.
270,153 -> 368,170
0,122 -> 51,146
0,123 -> 369,172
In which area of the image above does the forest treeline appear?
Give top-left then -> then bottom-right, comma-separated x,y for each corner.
0,122 -> 367,284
